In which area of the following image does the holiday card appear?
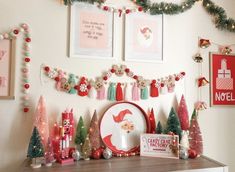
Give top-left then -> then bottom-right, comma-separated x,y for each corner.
210,53 -> 235,106
140,134 -> 179,159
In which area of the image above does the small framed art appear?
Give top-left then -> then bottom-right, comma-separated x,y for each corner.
209,53 -> 235,106
70,2 -> 114,59
0,39 -> 15,99
124,13 -> 163,63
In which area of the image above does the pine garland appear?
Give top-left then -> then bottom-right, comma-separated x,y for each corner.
64,0 -> 235,33
133,0 -> 195,15
203,0 -> 235,32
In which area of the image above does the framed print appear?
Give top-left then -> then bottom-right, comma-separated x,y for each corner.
0,39 -> 15,99
100,102 -> 150,156
125,13 -> 163,63
140,134 -> 179,159
70,2 -> 114,59
210,53 -> 235,106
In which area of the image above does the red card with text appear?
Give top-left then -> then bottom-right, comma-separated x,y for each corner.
210,53 -> 235,105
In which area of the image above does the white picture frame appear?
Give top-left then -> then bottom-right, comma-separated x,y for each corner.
124,13 -> 163,63
69,2 -> 114,59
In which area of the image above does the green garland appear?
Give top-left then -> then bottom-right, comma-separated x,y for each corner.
203,0 -> 235,32
64,0 -> 235,33
133,0 -> 195,15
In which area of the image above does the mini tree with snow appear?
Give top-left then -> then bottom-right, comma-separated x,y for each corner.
88,110 -> 102,150
156,121 -> 163,134
177,95 -> 190,131
189,109 -> 203,156
27,127 -> 45,168
165,107 -> 182,140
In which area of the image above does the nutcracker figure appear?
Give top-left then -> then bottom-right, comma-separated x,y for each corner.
57,109 -> 75,164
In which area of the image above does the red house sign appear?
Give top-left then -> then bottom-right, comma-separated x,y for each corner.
210,53 -> 235,106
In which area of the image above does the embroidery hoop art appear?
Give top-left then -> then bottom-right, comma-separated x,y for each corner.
100,102 -> 150,156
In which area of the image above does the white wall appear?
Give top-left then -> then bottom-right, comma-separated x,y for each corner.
0,0 -> 235,171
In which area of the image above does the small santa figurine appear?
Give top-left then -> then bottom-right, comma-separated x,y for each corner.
103,109 -> 139,154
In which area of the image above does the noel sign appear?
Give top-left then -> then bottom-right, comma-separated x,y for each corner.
140,134 -> 179,159
210,53 -> 235,106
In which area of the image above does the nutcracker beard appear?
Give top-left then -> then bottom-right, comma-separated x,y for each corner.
103,109 -> 139,153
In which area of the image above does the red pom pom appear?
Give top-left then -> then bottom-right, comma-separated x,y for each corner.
103,76 -> 108,81
111,68 -> 115,73
44,66 -> 50,72
175,76 -> 180,81
92,149 -> 101,160
160,83 -> 165,87
188,149 -> 198,159
87,85 -> 91,89
55,77 -> 60,82
24,83 -> 30,89
13,29 -> 19,34
103,6 -> 109,11
152,79 -> 156,83
25,37 -> 31,42
23,107 -> 29,113
138,7 -> 143,12
126,9 -> 131,14
181,72 -> 186,76
25,57 -> 30,62
81,77 -> 86,81
125,68 -> 130,73
133,75 -> 138,80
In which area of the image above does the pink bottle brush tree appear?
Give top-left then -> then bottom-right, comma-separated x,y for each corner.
177,95 -> 190,131
189,109 -> 203,156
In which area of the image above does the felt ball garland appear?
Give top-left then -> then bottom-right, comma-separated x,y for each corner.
0,23 -> 31,113
42,64 -> 185,101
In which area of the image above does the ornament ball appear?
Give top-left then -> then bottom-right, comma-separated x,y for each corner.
72,150 -> 81,161
92,149 -> 101,160
188,149 -> 197,159
103,148 -> 112,159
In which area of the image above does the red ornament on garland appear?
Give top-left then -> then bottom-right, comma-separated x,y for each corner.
175,76 -> 180,81
125,68 -> 130,73
138,6 -> 143,12
181,72 -> 186,76
126,9 -> 131,14
25,37 -> 31,42
160,83 -> 165,87
54,76 -> 60,82
92,149 -> 102,160
103,6 -> 109,11
103,76 -> 108,81
110,68 -> 115,73
13,29 -> 19,35
24,83 -> 30,89
44,66 -> 50,72
133,75 -> 138,80
77,77 -> 89,97
25,57 -> 30,62
24,107 -> 29,113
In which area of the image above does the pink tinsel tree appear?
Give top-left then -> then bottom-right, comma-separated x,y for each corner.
34,96 -> 49,150
177,95 -> 190,130
149,108 -> 156,134
189,109 -> 203,156
45,137 -> 54,165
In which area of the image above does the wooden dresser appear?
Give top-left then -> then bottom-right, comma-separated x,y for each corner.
20,155 -> 228,172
